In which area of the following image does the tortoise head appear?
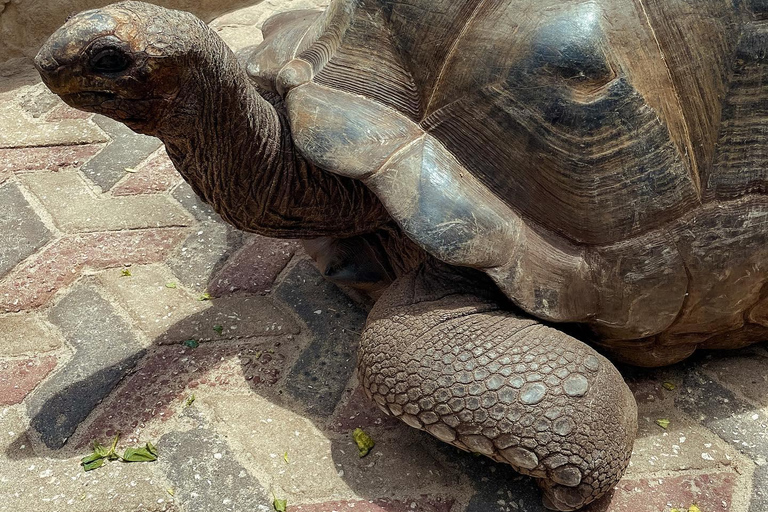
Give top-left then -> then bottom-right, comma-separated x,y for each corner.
35,1 -> 206,134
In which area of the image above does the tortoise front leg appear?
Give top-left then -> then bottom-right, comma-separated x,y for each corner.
359,264 -> 636,511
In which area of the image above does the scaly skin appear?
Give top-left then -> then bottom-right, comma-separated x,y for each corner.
360,263 -> 637,510
34,3 -> 638,509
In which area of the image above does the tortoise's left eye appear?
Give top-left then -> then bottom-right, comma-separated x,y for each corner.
90,48 -> 131,73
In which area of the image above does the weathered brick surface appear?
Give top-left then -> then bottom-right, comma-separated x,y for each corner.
0,100 -> 108,148
172,181 -> 219,221
0,182 -> 52,277
0,228 -> 187,312
0,356 -> 57,405
0,144 -> 101,174
20,170 -> 191,232
80,115 -> 163,190
0,313 -> 63,356
157,428 -> 272,512
167,220 -> 243,290
291,498 -> 455,512
208,235 -> 299,297
28,280 -> 145,448
111,150 -> 182,196
330,385 -> 401,433
752,465 -> 768,512
154,295 -> 300,345
77,339 -> 294,446
276,260 -> 367,417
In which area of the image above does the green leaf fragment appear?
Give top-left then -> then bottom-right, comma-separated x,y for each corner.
146,441 -> 158,457
283,451 -> 289,464
273,498 -> 287,512
352,428 -> 375,457
81,457 -> 105,471
185,394 -> 196,407
120,268 -> 132,277
198,292 -> 211,301
184,339 -> 199,348
656,418 -> 671,429
167,488 -> 175,497
122,445 -> 158,463
213,324 -> 224,335
165,282 -> 177,289
662,382 -> 676,391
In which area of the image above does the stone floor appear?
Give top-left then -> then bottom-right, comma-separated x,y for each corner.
1,2 -> 767,512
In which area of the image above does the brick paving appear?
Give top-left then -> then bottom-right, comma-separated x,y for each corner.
0,2 -> 766,511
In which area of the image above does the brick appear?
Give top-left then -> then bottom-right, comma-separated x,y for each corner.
276,260 -> 367,417
752,465 -> 768,512
17,84 -> 62,118
460,451 -> 548,512
44,103 -> 92,121
96,264 -> 207,340
699,354 -> 768,406
157,428 -> 271,512
26,280 -> 145,448
0,101 -> 108,149
290,498 -> 455,512
330,385 -> 401,433
154,295 -> 300,345
0,312 -> 63,356
167,220 -> 244,291
676,369 -> 768,461
80,115 -> 163,190
77,339 -> 294,446
0,228 -> 187,312
0,182 -> 52,277
208,235 -> 299,296
0,144 -> 101,173
172,181 -> 219,221
0,356 -> 57,405
628,411 -> 738,475
111,149 -> 182,196
600,472 -> 738,512
20,170 -> 192,232
206,393 -> 462,504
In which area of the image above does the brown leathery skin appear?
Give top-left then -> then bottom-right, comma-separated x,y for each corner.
360,264 -> 637,511
35,1 -> 391,239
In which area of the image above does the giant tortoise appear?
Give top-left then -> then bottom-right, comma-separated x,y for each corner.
34,0 -> 768,509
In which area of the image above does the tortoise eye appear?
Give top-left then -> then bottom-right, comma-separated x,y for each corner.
90,48 -> 131,73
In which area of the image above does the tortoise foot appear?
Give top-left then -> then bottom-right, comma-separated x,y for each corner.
360,266 -> 637,510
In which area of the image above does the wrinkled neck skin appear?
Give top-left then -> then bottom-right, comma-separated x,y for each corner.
155,32 -> 390,239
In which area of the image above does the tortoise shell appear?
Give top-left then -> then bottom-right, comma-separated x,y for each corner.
247,0 -> 768,362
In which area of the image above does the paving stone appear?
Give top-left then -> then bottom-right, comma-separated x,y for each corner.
171,181 -> 219,221
208,235 -> 299,297
330,384 -> 401,433
751,464 -> 768,512
0,144 -> 101,173
457,449 -> 548,512
0,228 -> 187,312
593,472 -> 739,512
0,313 -> 63,356
276,260 -> 367,417
17,83 -> 62,118
0,182 -> 52,277
20,170 -> 192,232
80,115 -> 163,190
290,498 -> 455,512
27,281 -> 145,448
77,338 -> 295,447
155,295 -> 300,345
44,103 -> 92,121
111,149 -> 182,196
157,427 -> 272,512
0,101 -> 108,148
628,411 -> 739,475
96,264 -> 207,340
167,220 -> 244,291
205,393 -> 462,504
676,368 -> 768,461
0,356 -> 57,405
699,354 -> 768,406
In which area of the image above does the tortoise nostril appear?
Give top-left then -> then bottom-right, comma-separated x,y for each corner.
34,45 -> 59,76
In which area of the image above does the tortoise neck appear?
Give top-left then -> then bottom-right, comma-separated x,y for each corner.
156,29 -> 390,238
